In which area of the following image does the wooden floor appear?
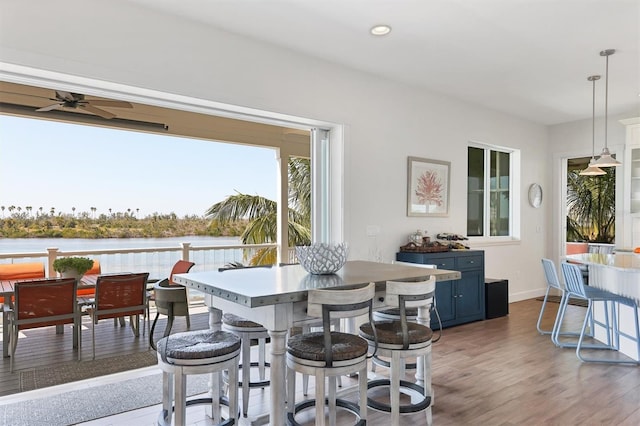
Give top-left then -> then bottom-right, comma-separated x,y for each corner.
1,299 -> 639,425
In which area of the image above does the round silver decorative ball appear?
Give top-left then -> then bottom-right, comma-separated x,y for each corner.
296,243 -> 348,275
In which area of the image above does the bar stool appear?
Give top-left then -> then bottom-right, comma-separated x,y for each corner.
537,258 -> 564,335
558,262 -> 640,364
156,329 -> 241,426
538,258 -> 584,345
371,262 -> 441,374
360,278 -> 435,425
222,313 -> 270,417
286,282 -> 377,426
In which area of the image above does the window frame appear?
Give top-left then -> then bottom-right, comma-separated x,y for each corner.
467,141 -> 521,242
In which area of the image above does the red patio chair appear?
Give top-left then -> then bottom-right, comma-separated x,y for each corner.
84,272 -> 149,359
4,277 -> 79,372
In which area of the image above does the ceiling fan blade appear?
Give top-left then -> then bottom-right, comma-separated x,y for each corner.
81,104 -> 116,119
56,91 -> 76,102
87,99 -> 133,109
36,103 -> 63,112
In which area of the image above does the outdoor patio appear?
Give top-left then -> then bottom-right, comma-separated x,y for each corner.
0,304 -> 210,396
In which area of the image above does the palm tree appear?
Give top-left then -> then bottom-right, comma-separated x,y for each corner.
205,157 -> 311,265
566,167 -> 615,243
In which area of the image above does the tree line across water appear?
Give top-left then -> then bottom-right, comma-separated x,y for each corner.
1,158 -> 311,266
0,208 -> 246,239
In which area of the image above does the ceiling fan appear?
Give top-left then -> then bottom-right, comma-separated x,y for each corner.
36,91 -> 133,119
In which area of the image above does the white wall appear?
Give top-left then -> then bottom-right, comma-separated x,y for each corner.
0,0 -> 551,301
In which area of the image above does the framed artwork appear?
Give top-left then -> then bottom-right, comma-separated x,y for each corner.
407,156 -> 450,217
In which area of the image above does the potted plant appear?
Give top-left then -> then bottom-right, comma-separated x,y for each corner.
53,256 -> 94,280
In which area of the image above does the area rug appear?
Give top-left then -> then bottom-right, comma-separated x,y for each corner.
19,350 -> 159,392
0,373 -> 210,426
535,294 -> 588,307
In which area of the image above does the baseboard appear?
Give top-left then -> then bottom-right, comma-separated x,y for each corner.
509,288 -> 546,303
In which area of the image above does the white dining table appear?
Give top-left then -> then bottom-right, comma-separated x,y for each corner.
173,260 -> 461,425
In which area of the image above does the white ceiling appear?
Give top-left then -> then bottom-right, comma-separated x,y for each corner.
122,0 -> 640,126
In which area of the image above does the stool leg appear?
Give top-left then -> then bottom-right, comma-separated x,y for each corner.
175,368 -> 187,426
162,371 -> 173,425
316,370 -> 326,426
287,361 -> 296,415
359,363 -> 367,424
259,337 -> 266,381
210,371 -> 222,423
302,372 -> 310,396
242,334 -> 251,417
229,358 -> 240,424
390,351 -> 401,426
328,376 -> 337,426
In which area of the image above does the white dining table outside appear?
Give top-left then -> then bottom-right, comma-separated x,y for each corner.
173,260 -> 461,425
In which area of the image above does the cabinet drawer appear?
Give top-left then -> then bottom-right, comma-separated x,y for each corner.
456,255 -> 483,270
431,257 -> 455,270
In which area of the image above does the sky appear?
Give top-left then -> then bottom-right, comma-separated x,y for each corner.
0,115 -> 277,218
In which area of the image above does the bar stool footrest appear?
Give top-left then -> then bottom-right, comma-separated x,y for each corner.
157,396 -> 236,426
366,379 -> 431,414
287,398 -> 365,426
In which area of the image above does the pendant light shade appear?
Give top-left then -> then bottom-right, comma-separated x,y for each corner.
580,75 -> 606,176
593,49 -> 622,167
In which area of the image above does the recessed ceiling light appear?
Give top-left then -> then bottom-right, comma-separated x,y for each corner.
370,25 -> 391,36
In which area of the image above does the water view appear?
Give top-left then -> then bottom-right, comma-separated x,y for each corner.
0,236 -> 241,253
0,236 -> 246,279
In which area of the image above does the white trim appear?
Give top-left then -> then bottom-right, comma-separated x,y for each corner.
467,141 -> 521,239
0,62 -> 328,130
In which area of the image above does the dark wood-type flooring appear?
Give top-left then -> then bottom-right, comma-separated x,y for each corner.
2,299 -> 639,425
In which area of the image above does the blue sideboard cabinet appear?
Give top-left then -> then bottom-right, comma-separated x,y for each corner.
396,250 -> 485,329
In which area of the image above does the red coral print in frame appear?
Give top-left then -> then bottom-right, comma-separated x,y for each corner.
415,170 -> 443,207
407,156 -> 450,217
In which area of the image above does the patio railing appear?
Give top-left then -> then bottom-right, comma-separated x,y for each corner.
0,242 -> 295,279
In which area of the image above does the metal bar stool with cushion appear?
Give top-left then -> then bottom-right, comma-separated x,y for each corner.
372,261 -> 440,374
300,318 -> 342,396
222,312 -> 270,417
286,282 -> 377,426
360,278 -> 435,425
157,329 -> 241,426
558,262 -> 640,364
217,264 -> 272,418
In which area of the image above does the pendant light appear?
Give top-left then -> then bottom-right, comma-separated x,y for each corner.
593,49 -> 622,167
580,75 -> 606,176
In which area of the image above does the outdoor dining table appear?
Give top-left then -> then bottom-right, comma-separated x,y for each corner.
1,274 -> 99,358
172,260 -> 462,425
